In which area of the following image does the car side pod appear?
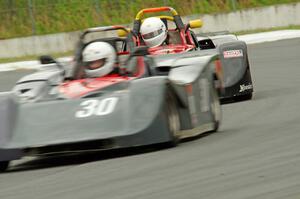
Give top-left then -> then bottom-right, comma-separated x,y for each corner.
167,53 -> 222,137
0,93 -> 24,172
218,41 -> 253,101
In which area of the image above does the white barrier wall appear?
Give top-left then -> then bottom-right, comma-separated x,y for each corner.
188,2 -> 300,33
0,32 -> 80,58
0,2 -> 299,59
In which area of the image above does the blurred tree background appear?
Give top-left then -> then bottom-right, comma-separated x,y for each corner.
0,0 -> 299,39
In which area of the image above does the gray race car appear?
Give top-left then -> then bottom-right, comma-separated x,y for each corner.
0,26 -> 221,172
130,6 -> 253,102
197,31 -> 253,102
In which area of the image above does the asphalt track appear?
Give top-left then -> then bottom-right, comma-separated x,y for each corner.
0,38 -> 300,199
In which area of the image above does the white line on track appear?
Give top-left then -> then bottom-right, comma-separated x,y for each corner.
237,30 -> 300,44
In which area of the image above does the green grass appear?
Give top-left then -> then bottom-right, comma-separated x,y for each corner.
0,0 -> 300,39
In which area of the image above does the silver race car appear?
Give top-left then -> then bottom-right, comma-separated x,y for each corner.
0,26 -> 221,172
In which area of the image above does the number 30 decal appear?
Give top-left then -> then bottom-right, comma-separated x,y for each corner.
75,97 -> 119,118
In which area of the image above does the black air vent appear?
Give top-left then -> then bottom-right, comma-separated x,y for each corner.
156,66 -> 171,76
20,89 -> 30,94
198,39 -> 216,50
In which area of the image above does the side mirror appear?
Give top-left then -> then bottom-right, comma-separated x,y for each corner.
39,55 -> 66,76
188,19 -> 203,29
131,46 -> 149,56
39,55 -> 56,64
117,28 -> 130,37
123,46 -> 149,71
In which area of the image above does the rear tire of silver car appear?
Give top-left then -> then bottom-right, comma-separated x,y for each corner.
165,91 -> 180,146
243,93 -> 253,100
211,88 -> 221,132
0,161 -> 9,172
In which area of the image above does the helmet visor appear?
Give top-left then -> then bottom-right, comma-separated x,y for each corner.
85,58 -> 106,70
142,29 -> 163,40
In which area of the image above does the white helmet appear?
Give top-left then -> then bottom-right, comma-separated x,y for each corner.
140,17 -> 167,48
82,42 -> 116,78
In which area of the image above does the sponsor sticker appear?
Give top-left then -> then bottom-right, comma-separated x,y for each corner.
239,84 -> 253,92
223,49 -> 243,58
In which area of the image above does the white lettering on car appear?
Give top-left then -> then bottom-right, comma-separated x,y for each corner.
239,84 -> 253,92
75,97 -> 119,118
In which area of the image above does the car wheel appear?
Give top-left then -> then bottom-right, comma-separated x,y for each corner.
211,88 -> 221,132
165,91 -> 180,146
243,93 -> 253,100
0,161 -> 9,172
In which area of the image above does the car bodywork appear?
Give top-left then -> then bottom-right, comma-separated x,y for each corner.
197,32 -> 253,101
0,26 -> 221,172
131,7 -> 253,101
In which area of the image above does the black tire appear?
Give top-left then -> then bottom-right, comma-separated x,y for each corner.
211,88 -> 221,132
0,161 -> 9,173
165,91 -> 180,147
243,93 -> 253,100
